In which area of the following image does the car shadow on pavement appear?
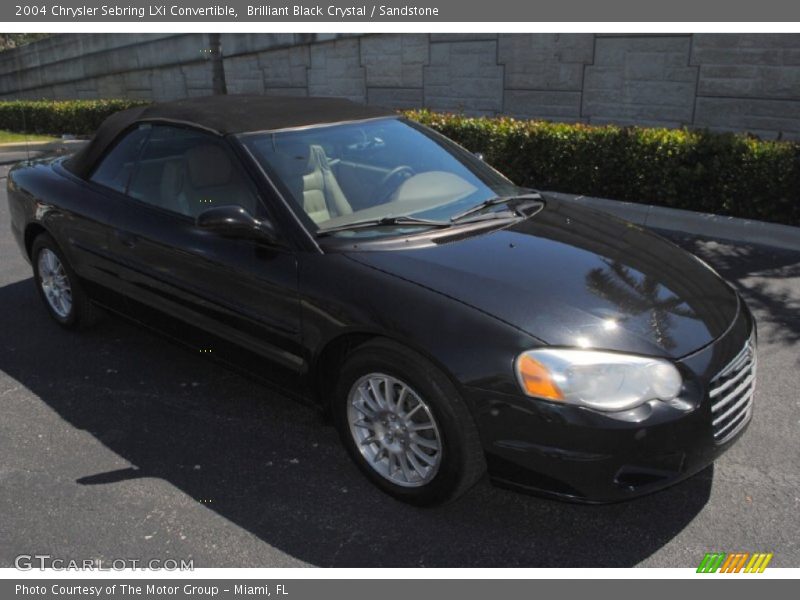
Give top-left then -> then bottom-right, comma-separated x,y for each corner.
0,278 -> 712,567
665,233 -> 800,350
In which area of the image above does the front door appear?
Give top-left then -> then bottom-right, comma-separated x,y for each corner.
96,124 -> 305,390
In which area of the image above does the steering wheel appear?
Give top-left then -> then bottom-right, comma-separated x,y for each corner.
375,166 -> 415,203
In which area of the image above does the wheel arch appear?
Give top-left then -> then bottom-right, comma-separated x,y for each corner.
311,329 -> 467,413
24,222 -> 49,259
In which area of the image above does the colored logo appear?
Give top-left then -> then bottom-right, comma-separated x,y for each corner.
697,552 -> 773,573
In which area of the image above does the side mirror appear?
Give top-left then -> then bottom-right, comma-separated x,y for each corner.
196,205 -> 278,243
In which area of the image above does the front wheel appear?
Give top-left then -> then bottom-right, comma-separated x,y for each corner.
32,233 -> 100,329
333,339 -> 486,505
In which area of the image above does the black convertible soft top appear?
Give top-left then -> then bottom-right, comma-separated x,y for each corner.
66,95 -> 395,178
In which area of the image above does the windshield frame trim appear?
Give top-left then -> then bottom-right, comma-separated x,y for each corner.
235,136 -> 323,253
235,115 -> 401,138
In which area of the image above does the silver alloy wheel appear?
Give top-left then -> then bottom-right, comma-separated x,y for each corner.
347,373 -> 443,487
38,249 -> 72,319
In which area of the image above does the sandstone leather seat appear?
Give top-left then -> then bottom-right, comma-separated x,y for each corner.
158,159 -> 191,215
178,144 -> 259,217
270,141 -> 353,225
302,145 -> 353,224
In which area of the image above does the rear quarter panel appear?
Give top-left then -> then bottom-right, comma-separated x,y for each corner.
7,158 -> 112,278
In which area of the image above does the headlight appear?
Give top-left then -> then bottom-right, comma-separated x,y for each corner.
515,349 -> 682,412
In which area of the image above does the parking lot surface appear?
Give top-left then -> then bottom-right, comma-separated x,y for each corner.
1,163 -> 798,567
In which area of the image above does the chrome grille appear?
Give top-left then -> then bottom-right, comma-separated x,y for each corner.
710,335 -> 756,444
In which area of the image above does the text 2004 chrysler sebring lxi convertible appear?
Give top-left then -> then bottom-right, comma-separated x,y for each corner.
7,96 -> 756,505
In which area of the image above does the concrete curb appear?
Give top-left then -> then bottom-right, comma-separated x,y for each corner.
0,139 -> 87,154
0,140 -> 88,166
0,140 -> 56,152
0,140 -> 88,153
546,191 -> 800,253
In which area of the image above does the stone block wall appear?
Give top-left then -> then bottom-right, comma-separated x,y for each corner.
1,33 -> 799,139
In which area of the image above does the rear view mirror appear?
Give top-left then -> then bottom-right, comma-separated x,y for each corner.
196,205 -> 278,243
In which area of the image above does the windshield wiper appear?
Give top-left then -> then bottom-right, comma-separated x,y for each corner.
317,215 -> 451,236
317,191 -> 543,236
450,191 -> 542,223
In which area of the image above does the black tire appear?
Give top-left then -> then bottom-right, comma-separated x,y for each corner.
31,233 -> 101,330
333,338 -> 486,505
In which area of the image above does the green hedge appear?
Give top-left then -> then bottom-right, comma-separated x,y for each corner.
0,99 -> 149,136
0,100 -> 796,226
406,110 -> 800,227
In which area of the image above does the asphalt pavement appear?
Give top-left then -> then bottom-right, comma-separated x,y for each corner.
0,162 -> 798,568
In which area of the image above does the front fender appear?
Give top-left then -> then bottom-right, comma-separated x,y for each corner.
299,253 -> 543,402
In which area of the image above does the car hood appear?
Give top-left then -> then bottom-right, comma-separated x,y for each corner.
345,197 -> 739,359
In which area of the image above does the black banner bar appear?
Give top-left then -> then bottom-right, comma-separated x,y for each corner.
4,0 -> 800,22
3,579 -> 797,600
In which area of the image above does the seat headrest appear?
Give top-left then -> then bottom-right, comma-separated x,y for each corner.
308,145 -> 331,171
184,144 -> 233,188
160,160 -> 185,209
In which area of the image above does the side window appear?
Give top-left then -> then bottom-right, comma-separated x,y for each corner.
89,127 -> 150,193
126,125 -> 260,219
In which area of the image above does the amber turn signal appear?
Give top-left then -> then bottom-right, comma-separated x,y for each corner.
516,354 -> 564,401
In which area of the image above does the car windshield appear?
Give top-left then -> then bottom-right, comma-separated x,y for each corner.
239,117 -> 522,237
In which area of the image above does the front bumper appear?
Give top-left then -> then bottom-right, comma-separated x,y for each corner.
465,300 -> 755,503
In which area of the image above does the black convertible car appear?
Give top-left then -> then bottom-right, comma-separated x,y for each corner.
7,95 -> 756,505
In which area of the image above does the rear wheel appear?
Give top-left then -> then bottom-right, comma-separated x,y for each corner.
32,233 -> 100,329
333,339 -> 486,505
